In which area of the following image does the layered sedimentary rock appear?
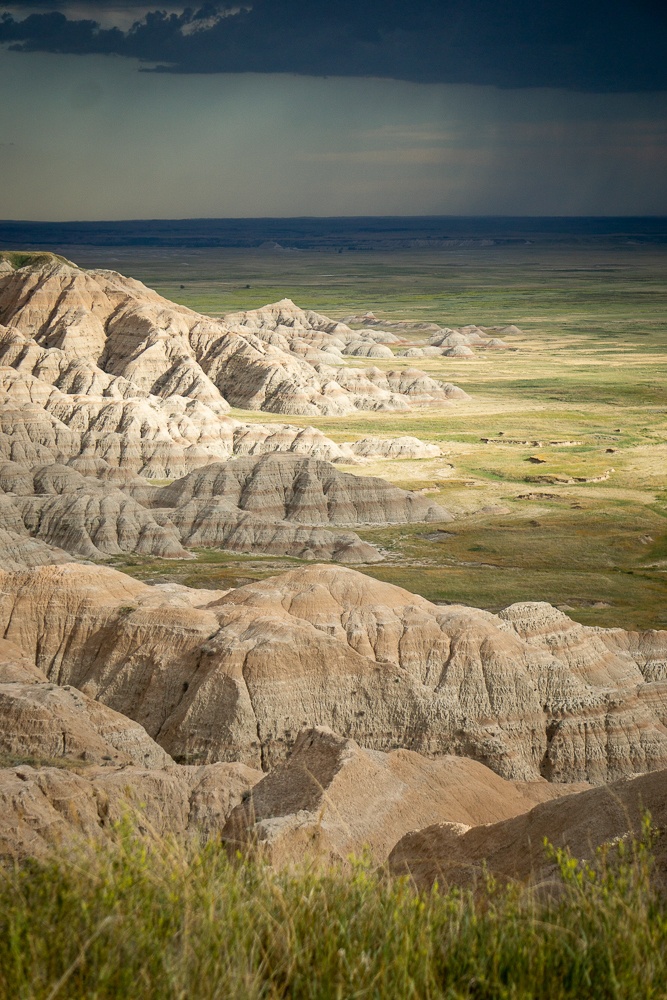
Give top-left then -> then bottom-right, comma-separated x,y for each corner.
343,341 -> 394,359
222,726 -> 571,864
1,562 -> 666,783
154,455 -> 450,525
328,365 -> 468,406
0,637 -> 48,683
0,761 -> 262,859
0,506 -> 74,571
0,260 -> 463,417
165,500 -> 382,563
0,361 -> 447,479
341,436 -> 441,460
0,628 -> 262,859
0,454 -> 447,563
14,487 -> 188,562
389,766 -> 667,892
0,679 -> 173,768
223,299 -> 403,362
393,326 -> 513,358
0,460 -> 188,561
0,364 -> 354,477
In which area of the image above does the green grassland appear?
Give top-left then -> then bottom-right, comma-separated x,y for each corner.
0,819 -> 664,1000
104,244 -> 667,631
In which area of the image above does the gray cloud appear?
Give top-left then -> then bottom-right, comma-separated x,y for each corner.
0,0 -> 666,91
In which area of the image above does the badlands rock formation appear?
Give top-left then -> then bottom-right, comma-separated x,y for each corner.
329,365 -> 467,405
429,325 -> 517,349
0,760 -> 261,859
0,362 -> 445,480
389,766 -> 667,892
2,563 -> 666,783
0,509 -> 74,572
398,325 -> 513,359
1,677 -> 171,769
341,436 -> 441,460
0,259 -> 465,421
0,255 -> 468,479
223,299 -> 402,359
222,726 -> 574,864
153,455 -> 450,525
0,454 -> 449,564
0,363 -> 352,477
0,461 -> 190,562
0,636 -> 262,859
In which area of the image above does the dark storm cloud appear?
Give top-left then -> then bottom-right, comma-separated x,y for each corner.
1,0 -> 666,91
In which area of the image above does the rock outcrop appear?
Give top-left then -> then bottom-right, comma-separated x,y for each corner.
417,325 -> 512,356
0,269 -> 467,479
0,454 -> 449,564
389,766 -> 667,892
0,633 -> 262,859
0,513 -> 74,572
2,470 -> 190,562
0,679 -> 173,768
0,364 -> 353,478
0,761 -> 262,860
0,362 -> 449,480
0,460 -> 189,561
222,726 -> 573,864
329,366 -> 468,406
343,341 -> 394,359
341,436 -> 441,460
0,261 -> 463,418
155,455 -> 450,526
166,500 -> 382,563
2,563 -> 666,783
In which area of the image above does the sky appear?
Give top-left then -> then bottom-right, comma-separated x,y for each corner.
1,0 -> 666,219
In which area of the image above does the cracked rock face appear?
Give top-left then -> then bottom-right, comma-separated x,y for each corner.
1,562 -> 665,783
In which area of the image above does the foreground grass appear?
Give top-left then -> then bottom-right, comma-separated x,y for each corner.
0,822 -> 665,999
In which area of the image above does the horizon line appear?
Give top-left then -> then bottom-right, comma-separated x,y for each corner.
2,214 -> 667,224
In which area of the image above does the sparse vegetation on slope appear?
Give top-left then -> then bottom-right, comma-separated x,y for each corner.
0,819 -> 664,1000
0,250 -> 75,270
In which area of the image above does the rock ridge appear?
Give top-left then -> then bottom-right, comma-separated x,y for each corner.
1,562 -> 665,784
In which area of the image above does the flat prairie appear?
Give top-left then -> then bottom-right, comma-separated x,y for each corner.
99,243 -> 667,630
